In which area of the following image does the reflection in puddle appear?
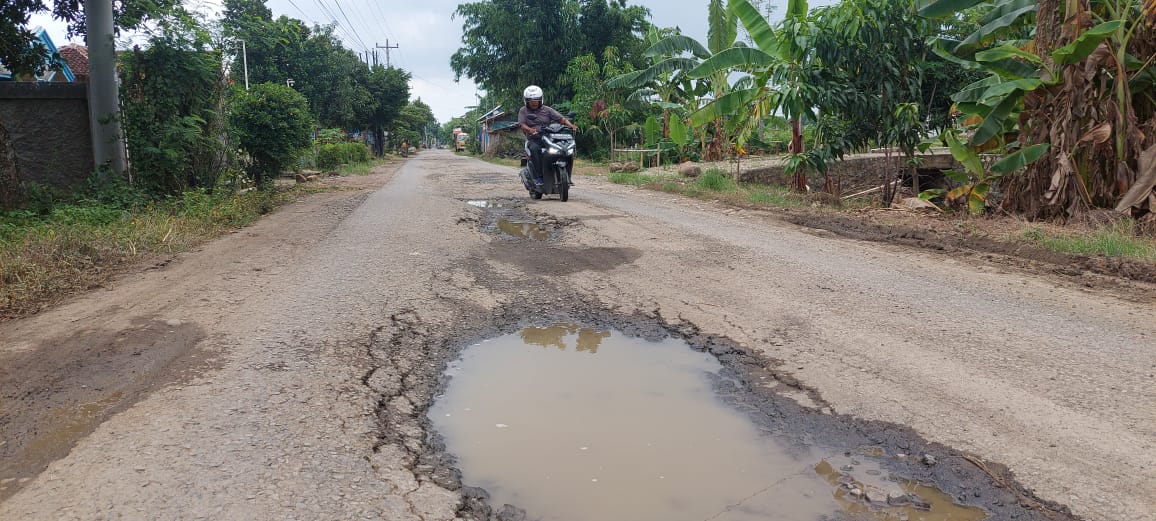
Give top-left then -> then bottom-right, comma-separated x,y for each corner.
467,200 -> 503,208
816,457 -> 988,521
496,219 -> 550,240
431,325 -> 835,521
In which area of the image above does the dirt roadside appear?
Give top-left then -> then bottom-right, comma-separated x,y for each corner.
1,151 -> 1153,521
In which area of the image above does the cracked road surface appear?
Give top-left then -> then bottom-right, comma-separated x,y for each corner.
1,150 -> 1153,520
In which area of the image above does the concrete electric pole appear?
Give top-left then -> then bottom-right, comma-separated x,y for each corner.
375,40 -> 399,68
85,0 -> 128,176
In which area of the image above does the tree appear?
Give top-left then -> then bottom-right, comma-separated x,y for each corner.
229,83 -> 314,187
221,1 -> 376,130
0,0 -> 181,75
451,0 -> 650,106
366,66 -> 411,156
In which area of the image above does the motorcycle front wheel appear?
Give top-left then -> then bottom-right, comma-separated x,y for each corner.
558,167 -> 570,202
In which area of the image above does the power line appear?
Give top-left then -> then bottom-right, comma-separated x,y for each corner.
309,0 -> 367,52
326,0 -> 370,52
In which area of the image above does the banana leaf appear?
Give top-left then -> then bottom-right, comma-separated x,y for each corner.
990,143 -> 1050,174
689,87 -> 760,128
644,35 -> 711,60
917,0 -> 987,18
687,47 -> 775,79
1052,21 -> 1124,66
729,0 -> 778,55
954,4 -> 1038,54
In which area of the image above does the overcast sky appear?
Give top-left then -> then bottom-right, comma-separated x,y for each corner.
30,0 -> 832,123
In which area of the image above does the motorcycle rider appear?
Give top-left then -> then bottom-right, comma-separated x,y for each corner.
518,85 -> 577,185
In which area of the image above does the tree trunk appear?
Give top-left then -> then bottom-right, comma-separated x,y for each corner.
790,118 -> 807,192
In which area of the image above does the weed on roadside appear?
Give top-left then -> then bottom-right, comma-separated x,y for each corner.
1023,223 -> 1156,259
694,169 -> 737,192
1,188 -> 295,319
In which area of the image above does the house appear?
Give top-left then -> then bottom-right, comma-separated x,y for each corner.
0,27 -> 76,82
475,105 -> 521,155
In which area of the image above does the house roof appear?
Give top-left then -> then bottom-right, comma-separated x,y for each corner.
58,44 -> 89,79
0,27 -> 75,82
475,105 -> 505,123
488,120 -> 520,133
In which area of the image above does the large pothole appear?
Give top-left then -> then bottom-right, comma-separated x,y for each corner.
366,305 -> 1077,521
430,323 -> 998,521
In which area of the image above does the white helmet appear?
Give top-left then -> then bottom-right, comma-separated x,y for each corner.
523,85 -> 543,107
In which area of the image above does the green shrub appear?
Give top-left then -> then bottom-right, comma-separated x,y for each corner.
229,83 -> 315,187
342,142 -> 370,163
316,144 -> 345,170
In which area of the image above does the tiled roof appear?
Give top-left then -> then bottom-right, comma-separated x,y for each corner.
58,44 -> 89,79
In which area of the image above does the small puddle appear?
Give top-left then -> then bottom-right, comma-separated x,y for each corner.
816,457 -> 989,521
496,219 -> 550,240
467,200 -> 504,208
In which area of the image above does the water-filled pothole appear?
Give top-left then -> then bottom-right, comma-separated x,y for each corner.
496,218 -> 551,240
430,323 -> 988,521
467,200 -> 504,208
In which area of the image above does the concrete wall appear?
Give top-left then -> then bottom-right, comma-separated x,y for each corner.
0,83 -> 93,194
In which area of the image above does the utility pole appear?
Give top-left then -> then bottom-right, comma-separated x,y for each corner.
376,40 -> 399,68
85,0 -> 127,176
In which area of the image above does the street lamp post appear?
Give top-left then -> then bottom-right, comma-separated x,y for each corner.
238,39 -> 249,90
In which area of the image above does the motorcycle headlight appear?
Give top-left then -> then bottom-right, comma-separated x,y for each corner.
548,145 -> 563,155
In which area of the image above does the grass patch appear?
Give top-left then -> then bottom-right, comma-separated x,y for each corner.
608,171 -> 666,186
694,169 -> 737,192
1023,223 -> 1156,260
0,187 -> 299,319
337,159 -> 379,176
747,187 -> 803,207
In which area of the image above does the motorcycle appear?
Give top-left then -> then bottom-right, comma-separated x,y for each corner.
519,122 -> 575,202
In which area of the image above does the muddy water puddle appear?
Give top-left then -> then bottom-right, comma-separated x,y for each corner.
467,200 -> 505,208
496,218 -> 551,240
431,324 -> 987,521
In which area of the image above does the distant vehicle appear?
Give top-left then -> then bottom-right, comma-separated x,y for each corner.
454,132 -> 468,152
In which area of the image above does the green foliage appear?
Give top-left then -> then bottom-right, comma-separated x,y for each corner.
315,128 -> 347,144
120,19 -> 229,196
229,83 -> 315,186
221,0 -> 413,140
451,0 -> 651,104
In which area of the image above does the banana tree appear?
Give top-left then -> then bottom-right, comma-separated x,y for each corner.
921,0 -> 1156,219
606,0 -> 740,160
687,0 -> 817,189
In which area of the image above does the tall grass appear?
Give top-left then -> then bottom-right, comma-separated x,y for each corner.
694,169 -> 737,192
1023,223 -> 1156,260
1,189 -> 290,318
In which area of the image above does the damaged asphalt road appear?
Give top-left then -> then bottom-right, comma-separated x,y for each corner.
1,151 -> 1153,520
